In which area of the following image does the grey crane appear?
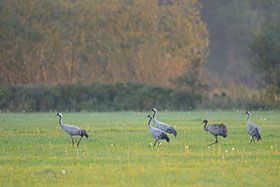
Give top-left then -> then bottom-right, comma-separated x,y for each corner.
202,119 -> 227,146
147,114 -> 170,147
56,113 -> 88,147
151,108 -> 177,137
245,111 -> 261,144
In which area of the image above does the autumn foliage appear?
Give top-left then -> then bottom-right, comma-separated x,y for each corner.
0,0 -> 209,86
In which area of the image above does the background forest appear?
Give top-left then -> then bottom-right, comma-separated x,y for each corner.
0,0 -> 280,111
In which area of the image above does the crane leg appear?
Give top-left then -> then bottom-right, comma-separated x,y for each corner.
71,136 -> 74,147
153,140 -> 158,147
208,136 -> 218,146
250,137 -> 255,144
208,141 -> 217,146
77,136 -> 83,147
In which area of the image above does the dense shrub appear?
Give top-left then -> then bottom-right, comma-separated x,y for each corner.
0,82 -> 278,112
0,82 -> 175,112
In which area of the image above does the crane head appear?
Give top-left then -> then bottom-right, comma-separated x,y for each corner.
202,119 -> 208,124
147,114 -> 153,119
57,113 -> 62,117
151,108 -> 157,112
245,111 -> 251,116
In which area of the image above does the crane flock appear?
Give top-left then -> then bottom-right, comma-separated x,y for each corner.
56,110 -> 262,148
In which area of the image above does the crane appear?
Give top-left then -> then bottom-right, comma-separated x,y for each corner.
56,113 -> 88,147
202,119 -> 227,146
245,111 -> 261,144
151,108 -> 177,137
147,114 -> 169,147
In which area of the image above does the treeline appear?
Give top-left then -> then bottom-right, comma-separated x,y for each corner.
0,82 -> 275,112
0,0 -> 208,86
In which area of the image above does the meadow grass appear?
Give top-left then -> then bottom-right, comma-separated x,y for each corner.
0,111 -> 279,186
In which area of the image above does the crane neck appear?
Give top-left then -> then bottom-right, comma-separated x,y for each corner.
58,116 -> 63,126
148,117 -> 152,126
203,122 -> 209,131
152,110 -> 157,118
247,114 -> 250,122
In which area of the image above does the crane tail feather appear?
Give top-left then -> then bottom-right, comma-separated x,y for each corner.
162,133 -> 169,142
81,129 -> 89,139
220,124 -> 227,138
167,127 -> 177,137
256,130 -> 261,141
252,127 -> 261,141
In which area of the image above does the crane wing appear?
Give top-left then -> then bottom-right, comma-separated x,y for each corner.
208,123 -> 227,137
153,118 -> 177,136
62,124 -> 81,135
149,126 -> 169,141
251,124 -> 261,136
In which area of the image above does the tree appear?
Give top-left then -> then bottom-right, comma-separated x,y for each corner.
199,0 -> 280,87
0,0 -> 209,86
170,57 -> 209,95
249,18 -> 280,94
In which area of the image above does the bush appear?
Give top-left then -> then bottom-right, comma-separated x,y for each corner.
0,82 -> 176,112
0,82 -> 278,112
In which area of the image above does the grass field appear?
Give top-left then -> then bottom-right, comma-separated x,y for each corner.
0,111 -> 279,186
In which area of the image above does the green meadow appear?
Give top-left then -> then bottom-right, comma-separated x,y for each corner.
0,111 -> 279,186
